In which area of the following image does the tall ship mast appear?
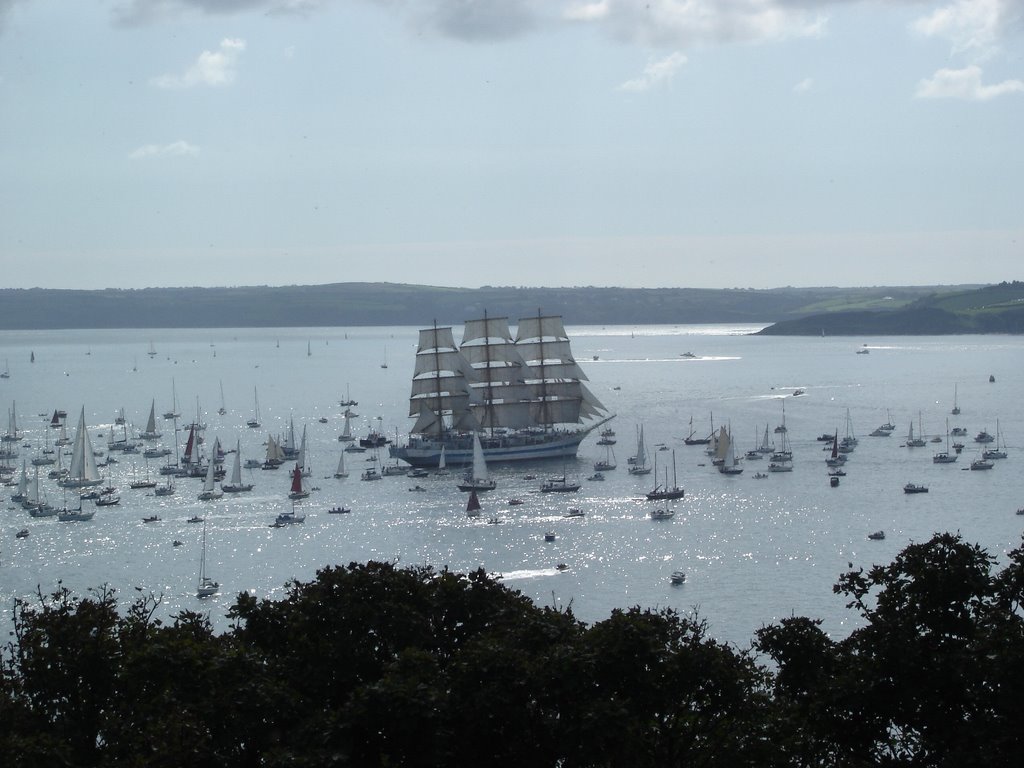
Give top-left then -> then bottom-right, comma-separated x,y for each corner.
391,312 -> 612,467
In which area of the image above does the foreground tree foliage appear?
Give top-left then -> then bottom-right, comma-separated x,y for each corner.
2,534 -> 1024,765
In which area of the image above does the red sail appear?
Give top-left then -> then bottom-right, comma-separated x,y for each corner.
183,425 -> 196,464
291,464 -> 303,495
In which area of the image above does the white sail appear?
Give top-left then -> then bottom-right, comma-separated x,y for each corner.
229,441 -> 242,485
61,407 -> 102,487
471,433 -> 489,483
334,450 -> 348,478
198,438 -> 222,499
140,399 -> 161,439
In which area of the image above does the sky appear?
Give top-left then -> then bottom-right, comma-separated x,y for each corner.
1,0 -> 1022,290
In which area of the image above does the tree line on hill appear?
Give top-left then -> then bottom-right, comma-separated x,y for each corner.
0,283 -> 950,330
2,531 -> 1023,766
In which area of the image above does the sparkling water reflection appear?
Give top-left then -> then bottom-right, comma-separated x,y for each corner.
1,325 -> 1022,646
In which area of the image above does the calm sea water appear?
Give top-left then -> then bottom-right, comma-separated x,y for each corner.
1,324 -> 1022,646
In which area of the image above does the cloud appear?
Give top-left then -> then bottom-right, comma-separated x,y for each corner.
617,51 -> 687,92
793,77 -> 814,93
910,0 -> 1019,57
915,64 -> 1024,100
151,38 -> 247,89
129,140 -> 200,159
114,0 -> 322,26
566,0 -> 828,46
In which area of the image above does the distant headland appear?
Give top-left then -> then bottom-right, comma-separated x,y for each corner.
0,281 -> 1020,332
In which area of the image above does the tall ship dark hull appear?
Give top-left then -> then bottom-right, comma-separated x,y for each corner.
390,428 -> 600,468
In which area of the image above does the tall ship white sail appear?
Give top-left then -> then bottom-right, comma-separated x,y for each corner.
390,313 -> 612,467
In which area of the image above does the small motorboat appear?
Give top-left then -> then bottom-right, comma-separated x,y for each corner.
327,506 -> 351,514
586,472 -> 605,481
408,485 -> 427,492
142,515 -> 160,523
830,475 -> 840,487
544,532 -> 556,542
868,531 -> 885,540
670,570 -> 687,584
508,498 -> 525,506
903,483 -> 928,494
555,563 -> 569,572
172,540 -> 183,547
15,528 -> 29,539
752,472 -> 768,479
95,495 -> 120,507
487,517 -> 502,525
649,508 -> 675,520
187,516 -> 203,523
563,508 -> 585,518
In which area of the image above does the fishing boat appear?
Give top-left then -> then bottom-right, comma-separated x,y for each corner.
196,520 -> 219,598
457,434 -> 497,492
903,483 -> 929,494
390,314 -> 612,468
650,507 -> 675,520
683,413 -> 713,446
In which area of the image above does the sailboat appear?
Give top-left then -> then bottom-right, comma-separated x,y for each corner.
218,381 -> 227,416
196,520 -> 219,598
982,419 -> 1008,460
139,399 -> 162,440
58,486 -> 94,521
905,412 -> 926,447
0,359 -> 9,379
222,439 -> 254,492
197,439 -> 223,500
825,432 -> 846,467
333,450 -> 349,478
26,465 -> 57,517
391,314 -> 612,467
594,443 -> 616,472
147,341 -> 157,358
718,428 -> 743,475
339,385 -> 357,407
287,461 -> 309,499
647,450 -> 684,499
338,407 -> 356,442
683,413 -> 712,446
457,434 -> 496,491
466,489 -> 482,517
433,445 -> 449,476
951,384 -> 960,415
381,346 -> 388,369
247,387 -> 261,429
163,380 -> 180,420
59,408 -> 104,488
933,419 -> 958,464
628,425 -> 652,475
274,467 -> 307,525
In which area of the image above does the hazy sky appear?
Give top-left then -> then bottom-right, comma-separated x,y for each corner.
1,0 -> 1022,290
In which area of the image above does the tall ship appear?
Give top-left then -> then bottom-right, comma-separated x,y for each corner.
390,313 -> 612,468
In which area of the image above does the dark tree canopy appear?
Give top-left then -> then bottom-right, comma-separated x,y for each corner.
3,536 -> 1024,766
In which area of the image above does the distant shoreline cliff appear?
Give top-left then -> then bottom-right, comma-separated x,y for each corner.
0,282 -> 993,331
